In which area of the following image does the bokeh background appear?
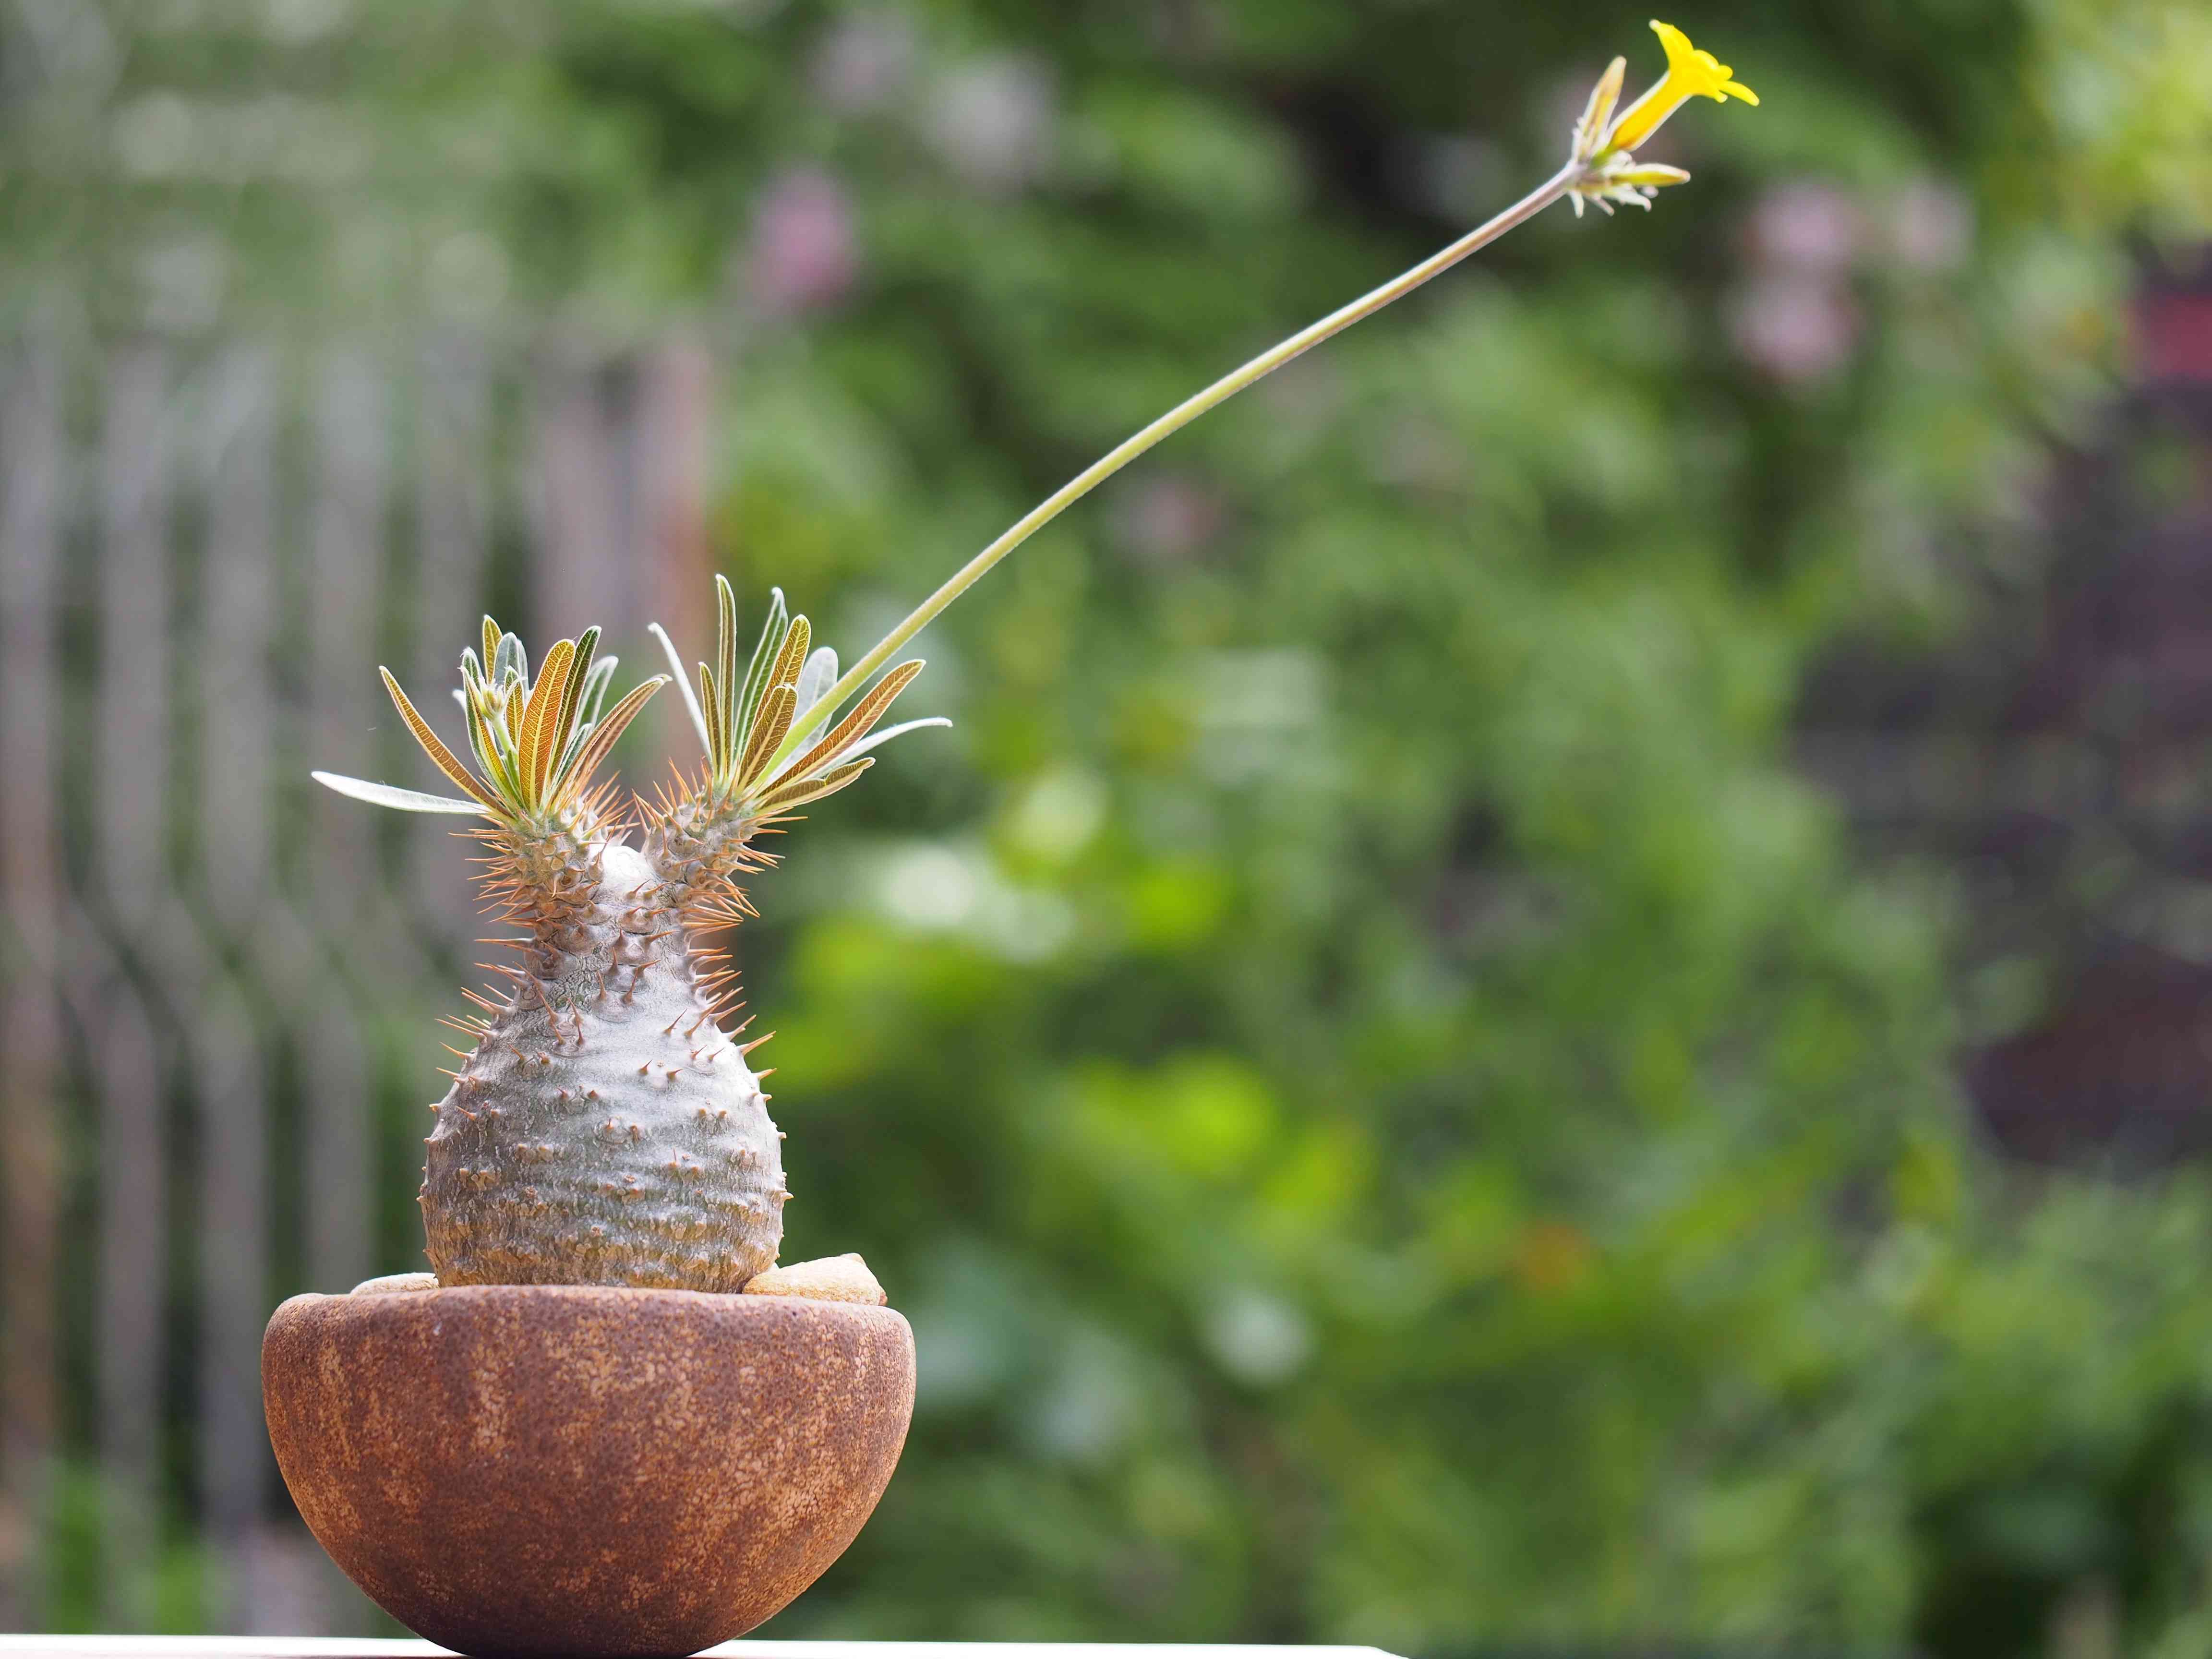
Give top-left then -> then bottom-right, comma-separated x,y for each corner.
1,0 -> 2210,1651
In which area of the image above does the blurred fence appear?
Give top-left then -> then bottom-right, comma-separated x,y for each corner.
0,331 -> 717,1631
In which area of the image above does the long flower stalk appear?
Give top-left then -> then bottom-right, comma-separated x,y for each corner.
772,21 -> 1756,768
770,157 -> 1583,767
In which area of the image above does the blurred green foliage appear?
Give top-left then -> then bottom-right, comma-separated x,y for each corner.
11,0 -> 2212,1651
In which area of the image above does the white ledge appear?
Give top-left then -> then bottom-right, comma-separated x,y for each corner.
0,1641 -> 1405,1659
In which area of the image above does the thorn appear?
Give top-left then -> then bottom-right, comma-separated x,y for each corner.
740,1032 -> 774,1055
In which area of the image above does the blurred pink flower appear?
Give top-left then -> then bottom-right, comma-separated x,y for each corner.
1749,181 -> 1860,274
1729,273 -> 1859,383
745,166 -> 858,317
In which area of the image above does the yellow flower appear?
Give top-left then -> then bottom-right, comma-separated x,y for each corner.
1604,20 -> 1757,154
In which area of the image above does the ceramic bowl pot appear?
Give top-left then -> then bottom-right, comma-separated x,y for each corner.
263,1285 -> 914,1658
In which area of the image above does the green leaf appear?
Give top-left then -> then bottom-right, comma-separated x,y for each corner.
715,573 -> 740,734
733,585 -> 789,761
796,645 -> 838,716
836,715 -> 952,763
549,625 -> 601,772
649,622 -> 712,753
311,772 -> 486,815
577,653 -> 620,729
493,630 -> 527,688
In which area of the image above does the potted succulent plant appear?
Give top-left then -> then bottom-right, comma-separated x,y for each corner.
262,25 -> 1755,1658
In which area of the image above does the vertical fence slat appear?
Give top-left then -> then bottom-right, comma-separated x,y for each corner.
302,353 -> 382,1299
538,360 -> 637,658
91,996 -> 161,1630
202,351 -> 276,933
191,349 -> 283,1626
99,348 -> 170,923
410,345 -> 491,946
310,352 -> 386,943
92,347 -> 179,1626
192,980 -> 270,1628
0,347 -> 63,1628
637,340 -> 715,780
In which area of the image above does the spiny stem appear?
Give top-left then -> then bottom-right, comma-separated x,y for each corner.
772,157 -> 1584,767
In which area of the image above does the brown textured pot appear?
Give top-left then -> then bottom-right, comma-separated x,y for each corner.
263,1285 -> 914,1658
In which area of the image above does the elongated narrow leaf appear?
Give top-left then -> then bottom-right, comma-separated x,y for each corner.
795,645 -> 838,717
565,677 -> 667,792
493,630 -> 527,688
313,772 -> 487,815
650,623 -> 711,753
549,626 -> 601,776
519,637 -> 576,795
836,715 -> 952,764
549,716 -> 596,796
577,653 -> 619,728
736,683 -> 797,788
481,617 -> 501,669
460,670 -> 519,799
714,574 -> 739,734
769,660 -> 925,791
459,685 -> 498,772
757,757 -> 872,814
767,614 -> 811,702
734,587 -> 789,756
465,683 -> 524,805
379,668 -> 496,807
699,664 -> 725,773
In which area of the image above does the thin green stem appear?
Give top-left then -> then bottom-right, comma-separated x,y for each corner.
772,156 -> 1584,766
